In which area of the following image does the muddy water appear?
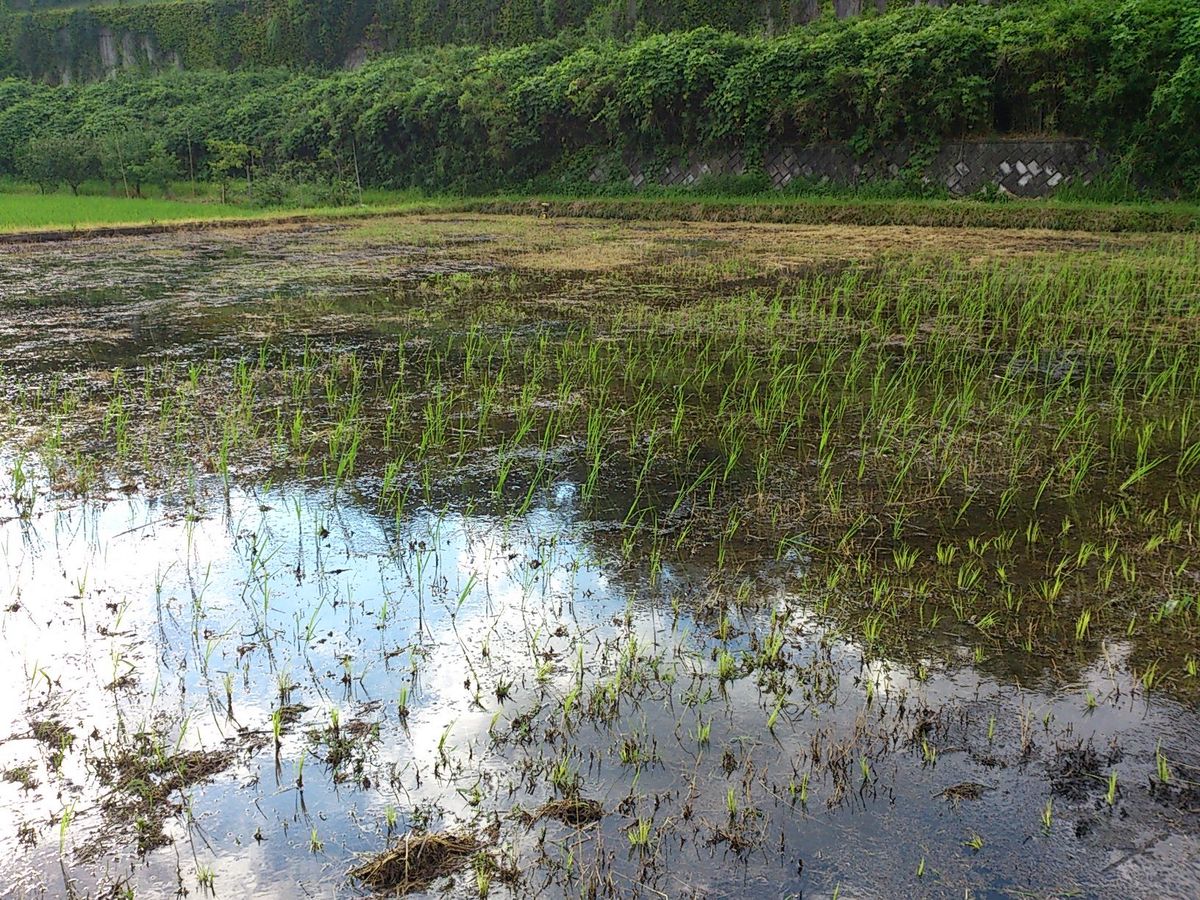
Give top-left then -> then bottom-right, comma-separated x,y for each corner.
0,225 -> 491,378
0,220 -> 1197,899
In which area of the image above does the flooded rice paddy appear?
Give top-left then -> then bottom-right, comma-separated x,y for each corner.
0,215 -> 1199,898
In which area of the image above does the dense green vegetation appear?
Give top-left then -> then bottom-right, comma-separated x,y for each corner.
0,1 -> 1196,195
0,1 -> 847,78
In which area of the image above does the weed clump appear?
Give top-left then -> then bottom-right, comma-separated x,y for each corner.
349,831 -> 481,893
31,719 -> 74,748
82,735 -> 237,857
531,796 -> 603,826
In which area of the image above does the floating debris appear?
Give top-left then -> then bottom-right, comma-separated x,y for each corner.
349,831 -> 481,893
935,782 -> 996,805
531,797 -> 603,827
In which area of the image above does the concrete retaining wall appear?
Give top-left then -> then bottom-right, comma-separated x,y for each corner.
606,139 -> 1107,198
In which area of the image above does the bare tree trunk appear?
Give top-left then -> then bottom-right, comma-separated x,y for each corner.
186,121 -> 196,197
116,136 -> 130,199
352,136 -> 363,205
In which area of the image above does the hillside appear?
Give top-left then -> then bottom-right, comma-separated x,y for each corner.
0,1 -> 1195,203
0,1 -> 1195,199
0,1 -> 1007,81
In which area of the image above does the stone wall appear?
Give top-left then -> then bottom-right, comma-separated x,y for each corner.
609,139 -> 1107,198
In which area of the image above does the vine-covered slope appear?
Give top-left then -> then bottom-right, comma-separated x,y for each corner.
0,2 -> 1196,193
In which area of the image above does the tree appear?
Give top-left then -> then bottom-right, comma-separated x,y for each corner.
133,142 -> 179,197
55,134 -> 99,195
15,136 -> 63,194
11,132 -> 96,195
100,129 -> 177,197
206,139 -> 256,203
99,131 -> 137,197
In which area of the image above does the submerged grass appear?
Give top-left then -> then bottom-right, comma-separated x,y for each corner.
7,229 -> 1200,677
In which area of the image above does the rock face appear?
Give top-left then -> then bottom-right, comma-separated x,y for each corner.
50,26 -> 181,84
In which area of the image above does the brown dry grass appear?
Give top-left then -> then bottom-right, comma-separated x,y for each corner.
345,213 -> 1157,276
531,796 -> 604,826
349,831 -> 481,893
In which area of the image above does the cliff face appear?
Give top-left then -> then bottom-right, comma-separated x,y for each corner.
0,0 -> 1000,83
30,25 -> 181,84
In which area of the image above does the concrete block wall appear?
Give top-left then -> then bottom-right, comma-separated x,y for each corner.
607,139 -> 1107,198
